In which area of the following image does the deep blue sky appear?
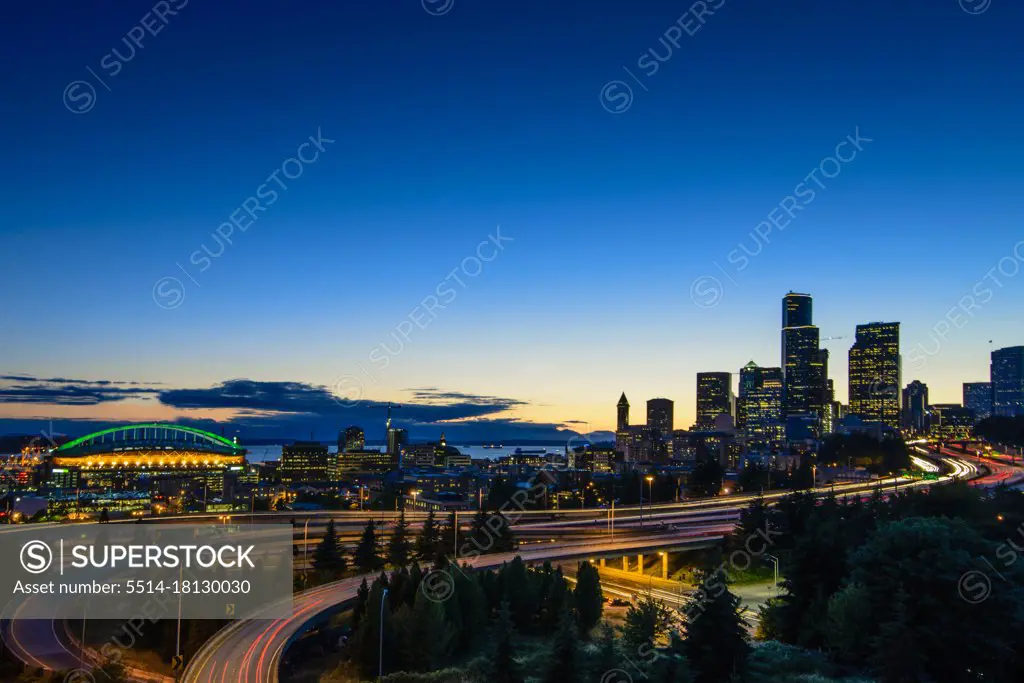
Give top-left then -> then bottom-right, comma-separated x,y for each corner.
1,0 -> 1022,442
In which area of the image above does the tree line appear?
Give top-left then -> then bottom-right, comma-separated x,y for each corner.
327,557 -> 605,682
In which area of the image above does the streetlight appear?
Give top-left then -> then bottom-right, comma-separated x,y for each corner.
644,475 -> 654,528
378,588 -> 389,682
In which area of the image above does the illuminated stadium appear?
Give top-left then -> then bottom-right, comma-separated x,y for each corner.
48,423 -> 247,487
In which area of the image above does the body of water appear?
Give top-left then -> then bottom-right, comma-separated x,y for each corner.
243,444 -> 563,463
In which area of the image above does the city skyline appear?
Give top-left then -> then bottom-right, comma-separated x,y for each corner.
1,297 -> 1018,441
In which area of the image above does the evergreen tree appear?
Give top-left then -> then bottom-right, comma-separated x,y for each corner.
501,556 -> 539,629
349,580 -> 396,678
683,571 -> 749,683
312,519 -> 347,577
436,510 -> 458,561
573,560 -> 604,636
415,510 -> 439,562
354,519 -> 383,573
592,624 -> 620,682
621,597 -> 671,652
869,587 -> 925,683
540,566 -> 568,633
653,633 -> 695,683
543,606 -> 581,683
352,577 -> 370,630
490,601 -> 524,683
393,582 -> 456,672
406,562 -> 424,608
387,511 -> 413,567
451,564 -> 487,651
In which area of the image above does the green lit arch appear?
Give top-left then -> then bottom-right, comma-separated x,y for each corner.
55,423 -> 245,457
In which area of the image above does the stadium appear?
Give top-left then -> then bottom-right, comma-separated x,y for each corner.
47,423 -> 247,488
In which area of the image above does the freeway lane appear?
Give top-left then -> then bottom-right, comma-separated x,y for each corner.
184,474 -> 956,683
2,467 -> 969,680
183,529 -> 730,683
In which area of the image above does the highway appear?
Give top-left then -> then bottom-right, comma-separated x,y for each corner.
183,530 -> 728,683
1,457 -> 1002,681
183,471 -> 968,683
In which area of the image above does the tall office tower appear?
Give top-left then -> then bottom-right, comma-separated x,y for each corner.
963,382 -> 993,423
737,362 -> 784,446
646,398 -> 674,436
991,346 -> 1024,417
386,427 -> 408,460
696,372 -> 734,430
781,292 -> 825,431
615,393 -> 630,454
340,426 -> 365,452
848,322 -> 902,428
902,380 -> 930,434
811,348 -> 832,433
821,377 -> 836,435
736,362 -> 758,432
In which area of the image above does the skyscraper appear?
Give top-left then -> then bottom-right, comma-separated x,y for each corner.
848,322 -> 901,428
992,346 -> 1024,417
387,427 -> 408,461
737,362 -> 784,446
902,380 -> 930,434
646,398 -> 674,436
615,392 -> 630,454
696,372 -> 733,430
963,382 -> 993,423
781,292 -> 826,432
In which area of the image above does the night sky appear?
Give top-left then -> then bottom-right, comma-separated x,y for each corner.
1,0 -> 1022,442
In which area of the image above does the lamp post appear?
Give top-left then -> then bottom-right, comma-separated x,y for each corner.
378,588 -> 389,682
644,475 -> 654,527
